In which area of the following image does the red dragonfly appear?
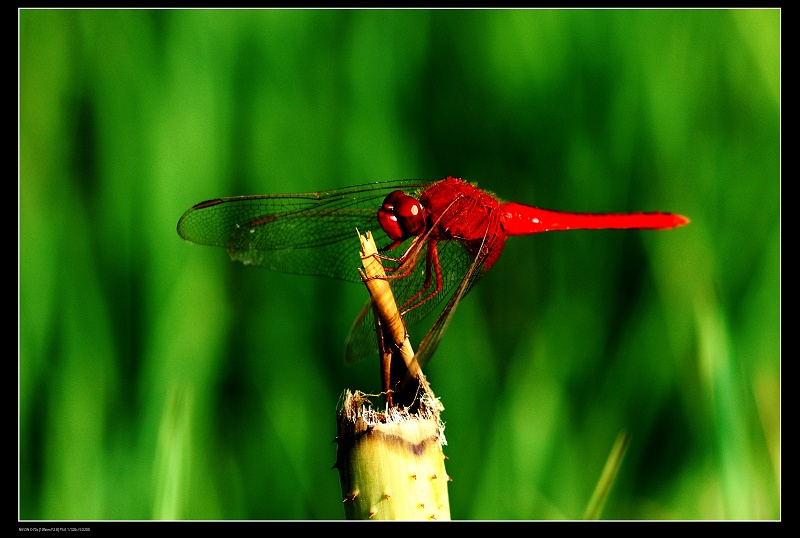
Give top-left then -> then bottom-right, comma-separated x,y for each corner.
177,177 -> 688,368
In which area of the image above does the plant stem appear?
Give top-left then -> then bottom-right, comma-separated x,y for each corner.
333,230 -> 450,520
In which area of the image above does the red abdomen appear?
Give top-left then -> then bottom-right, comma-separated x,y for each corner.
499,202 -> 690,236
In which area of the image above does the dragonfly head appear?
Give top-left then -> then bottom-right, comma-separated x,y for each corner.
377,190 -> 427,241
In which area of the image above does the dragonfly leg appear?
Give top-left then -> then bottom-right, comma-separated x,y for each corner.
376,237 -> 421,268
375,237 -> 426,280
398,240 -> 444,316
361,236 -> 422,284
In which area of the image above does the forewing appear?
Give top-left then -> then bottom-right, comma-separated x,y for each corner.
177,180 -> 432,283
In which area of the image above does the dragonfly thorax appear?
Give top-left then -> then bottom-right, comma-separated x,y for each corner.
377,190 -> 427,241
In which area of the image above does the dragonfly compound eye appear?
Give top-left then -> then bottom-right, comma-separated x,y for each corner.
378,191 -> 426,241
394,195 -> 426,236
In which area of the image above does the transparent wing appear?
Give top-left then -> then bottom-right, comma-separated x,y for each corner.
177,180 -> 432,283
414,227 -> 494,370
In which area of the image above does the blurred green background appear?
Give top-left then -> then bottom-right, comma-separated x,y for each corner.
19,9 -> 779,520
